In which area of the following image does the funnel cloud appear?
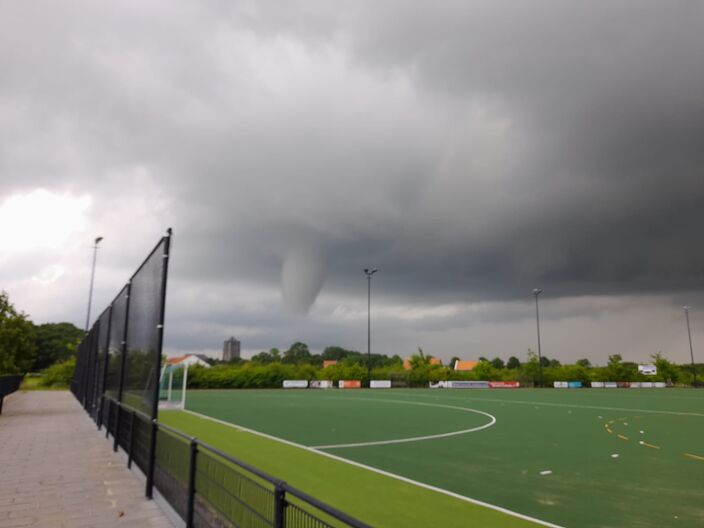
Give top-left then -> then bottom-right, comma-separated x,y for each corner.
281,248 -> 327,315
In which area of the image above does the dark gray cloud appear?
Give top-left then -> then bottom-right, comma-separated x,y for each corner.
2,1 -> 703,362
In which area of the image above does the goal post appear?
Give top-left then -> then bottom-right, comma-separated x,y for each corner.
158,362 -> 188,410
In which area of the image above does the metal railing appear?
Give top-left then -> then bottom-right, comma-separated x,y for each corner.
101,397 -> 371,528
0,375 -> 23,414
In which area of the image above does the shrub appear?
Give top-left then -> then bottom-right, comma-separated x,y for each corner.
40,357 -> 76,387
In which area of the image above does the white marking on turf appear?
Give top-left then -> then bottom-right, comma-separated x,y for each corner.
183,409 -> 564,528
308,398 -> 496,449
391,392 -> 704,418
539,470 -> 552,475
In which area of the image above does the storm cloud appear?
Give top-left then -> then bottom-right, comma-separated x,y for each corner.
1,1 -> 703,363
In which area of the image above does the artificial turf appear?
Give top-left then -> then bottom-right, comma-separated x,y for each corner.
160,388 -> 704,527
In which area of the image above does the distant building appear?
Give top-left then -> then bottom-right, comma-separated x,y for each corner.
454,360 -> 479,371
223,337 -> 241,361
638,364 -> 657,376
166,354 -> 211,368
323,360 -> 338,368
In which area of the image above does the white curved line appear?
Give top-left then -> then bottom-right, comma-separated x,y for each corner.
310,398 -> 496,449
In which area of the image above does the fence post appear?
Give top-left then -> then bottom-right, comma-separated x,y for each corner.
105,400 -> 112,438
274,482 -> 286,528
145,419 -> 158,499
97,395 -> 104,430
128,410 -> 136,469
113,404 -> 121,452
186,438 -> 198,528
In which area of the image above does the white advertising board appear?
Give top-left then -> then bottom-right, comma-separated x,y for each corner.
604,382 -> 618,388
448,380 -> 490,389
309,380 -> 333,389
591,382 -> 605,388
370,380 -> 391,388
283,380 -> 308,389
554,381 -> 568,388
654,382 -> 666,388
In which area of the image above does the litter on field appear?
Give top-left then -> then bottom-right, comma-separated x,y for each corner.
539,470 -> 552,475
611,454 -> 619,458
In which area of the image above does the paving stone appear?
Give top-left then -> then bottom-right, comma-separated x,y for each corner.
0,392 -> 174,528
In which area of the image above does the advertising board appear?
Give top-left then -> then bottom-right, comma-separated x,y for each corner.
489,381 -> 520,388
309,380 -> 333,389
338,380 -> 362,389
283,380 -> 308,389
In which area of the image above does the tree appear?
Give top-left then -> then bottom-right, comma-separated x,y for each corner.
576,358 -> 591,368
282,342 -> 313,365
250,351 -> 274,364
539,356 -> 551,368
506,356 -> 521,369
606,354 -> 629,380
322,346 -> 359,360
651,351 -> 681,385
31,322 -> 84,371
0,291 -> 37,374
448,356 -> 460,370
408,347 -> 432,369
522,349 -> 541,387
490,357 -> 505,370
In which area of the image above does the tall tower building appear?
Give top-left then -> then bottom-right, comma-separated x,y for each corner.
223,337 -> 241,361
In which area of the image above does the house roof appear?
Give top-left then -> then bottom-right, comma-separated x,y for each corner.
166,355 -> 190,365
454,360 -> 479,371
166,354 -> 211,366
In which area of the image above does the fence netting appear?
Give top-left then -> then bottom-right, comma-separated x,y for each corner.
124,237 -> 168,416
71,230 -> 170,419
104,286 -> 128,401
70,228 -> 369,528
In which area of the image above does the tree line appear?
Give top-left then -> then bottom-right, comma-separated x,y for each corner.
189,344 -> 701,389
0,291 -> 84,385
1,289 -> 700,389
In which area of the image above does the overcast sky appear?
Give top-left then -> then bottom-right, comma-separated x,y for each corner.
2,1 -> 703,365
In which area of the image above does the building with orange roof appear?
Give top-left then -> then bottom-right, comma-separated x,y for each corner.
166,354 -> 211,368
454,360 -> 479,371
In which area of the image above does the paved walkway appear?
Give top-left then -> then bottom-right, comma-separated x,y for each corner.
0,391 -> 174,528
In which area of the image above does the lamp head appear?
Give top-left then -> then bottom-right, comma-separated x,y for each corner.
533,288 -> 543,296
95,236 -> 103,245
364,268 -> 378,276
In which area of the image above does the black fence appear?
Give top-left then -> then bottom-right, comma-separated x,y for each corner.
0,375 -> 23,414
71,229 -> 369,528
102,398 -> 371,528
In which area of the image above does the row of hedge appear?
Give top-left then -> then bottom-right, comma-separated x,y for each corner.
185,361 -> 697,389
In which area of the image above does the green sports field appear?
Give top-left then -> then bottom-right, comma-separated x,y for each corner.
160,388 -> 704,527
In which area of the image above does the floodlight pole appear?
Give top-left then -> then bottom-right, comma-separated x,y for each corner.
85,236 -> 103,332
684,306 -> 697,387
533,288 -> 543,388
364,268 -> 378,386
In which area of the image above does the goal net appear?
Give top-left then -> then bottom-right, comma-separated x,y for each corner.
158,362 -> 188,410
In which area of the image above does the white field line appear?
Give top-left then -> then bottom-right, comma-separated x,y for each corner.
309,398 -> 496,449
183,409 -> 563,528
387,392 -> 704,418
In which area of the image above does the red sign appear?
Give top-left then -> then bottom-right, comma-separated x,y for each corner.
489,381 -> 520,388
339,380 -> 362,389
